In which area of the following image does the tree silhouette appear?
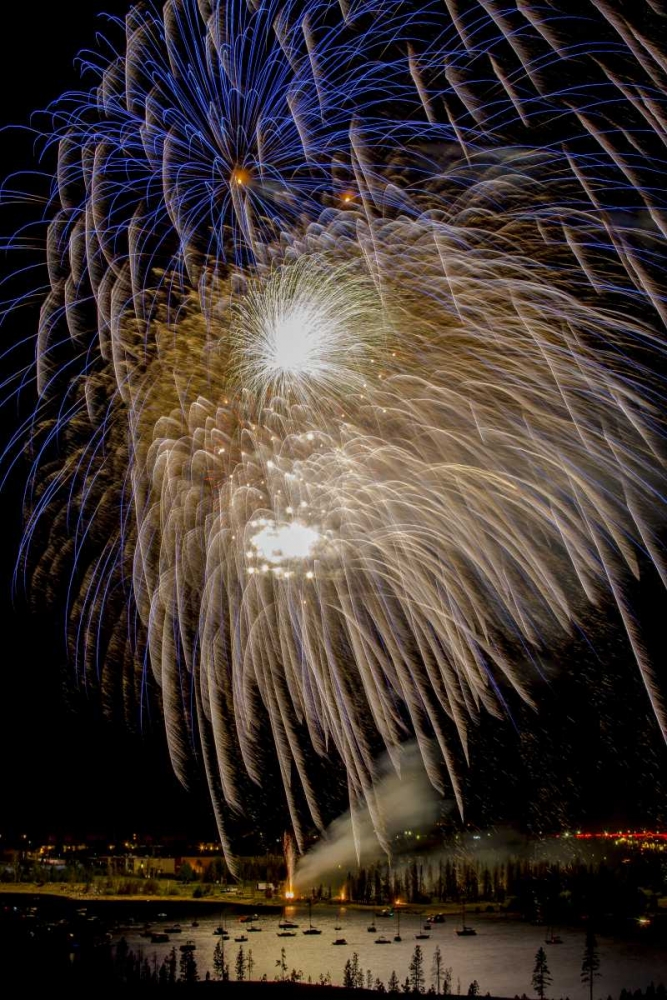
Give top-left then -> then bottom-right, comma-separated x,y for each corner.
179,949 -> 198,984
166,947 -> 177,985
275,946 -> 288,982
235,945 -> 246,981
343,953 -> 363,989
581,928 -> 601,1000
409,945 -> 426,993
213,939 -> 228,980
432,945 -> 444,993
532,947 -> 552,1000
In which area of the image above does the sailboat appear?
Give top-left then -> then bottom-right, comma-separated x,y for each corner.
302,899 -> 322,935
414,910 -> 430,940
278,904 -> 299,933
456,902 -> 477,937
545,927 -> 563,944
332,909 -> 347,945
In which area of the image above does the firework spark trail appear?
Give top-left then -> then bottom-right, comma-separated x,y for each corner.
126,210 -> 666,862
21,0 -> 667,382
5,0 -> 667,867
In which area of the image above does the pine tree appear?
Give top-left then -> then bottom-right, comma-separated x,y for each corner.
532,946 -> 552,1000
235,945 -> 246,981
167,947 -> 177,985
581,928 -> 601,1000
179,950 -> 199,984
247,947 -> 254,980
409,945 -> 426,993
213,940 -> 225,979
213,939 -> 226,980
345,952 -> 363,989
275,946 -> 288,982
388,970 -> 400,993
467,980 -> 480,996
432,945 -> 444,993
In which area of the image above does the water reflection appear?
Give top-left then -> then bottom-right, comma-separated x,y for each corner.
116,904 -> 667,994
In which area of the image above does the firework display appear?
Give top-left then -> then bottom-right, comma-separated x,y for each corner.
14,0 -> 667,865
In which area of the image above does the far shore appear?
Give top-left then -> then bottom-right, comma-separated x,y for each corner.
0,883 -> 478,915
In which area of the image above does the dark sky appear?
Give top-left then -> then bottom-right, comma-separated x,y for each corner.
1,1 -> 666,848
0,2 -> 219,843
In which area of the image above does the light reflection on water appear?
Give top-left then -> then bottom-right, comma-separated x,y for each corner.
118,906 -> 667,995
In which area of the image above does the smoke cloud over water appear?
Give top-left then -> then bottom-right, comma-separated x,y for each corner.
295,743 -> 444,890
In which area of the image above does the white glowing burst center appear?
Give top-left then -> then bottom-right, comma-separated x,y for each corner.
250,521 -> 321,564
264,305 -> 337,377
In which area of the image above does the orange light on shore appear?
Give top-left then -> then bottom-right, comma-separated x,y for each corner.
285,890 -> 295,900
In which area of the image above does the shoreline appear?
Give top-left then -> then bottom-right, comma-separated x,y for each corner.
0,884 -> 476,916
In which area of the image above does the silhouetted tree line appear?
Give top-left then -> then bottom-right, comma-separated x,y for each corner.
618,986 -> 667,1000
340,853 -> 666,920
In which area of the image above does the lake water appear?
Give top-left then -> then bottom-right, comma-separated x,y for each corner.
117,904 -> 667,995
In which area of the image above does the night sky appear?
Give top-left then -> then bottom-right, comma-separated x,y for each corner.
0,2 -> 219,842
1,2 -> 666,847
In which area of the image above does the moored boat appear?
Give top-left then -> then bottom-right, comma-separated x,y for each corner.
455,903 -> 477,937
